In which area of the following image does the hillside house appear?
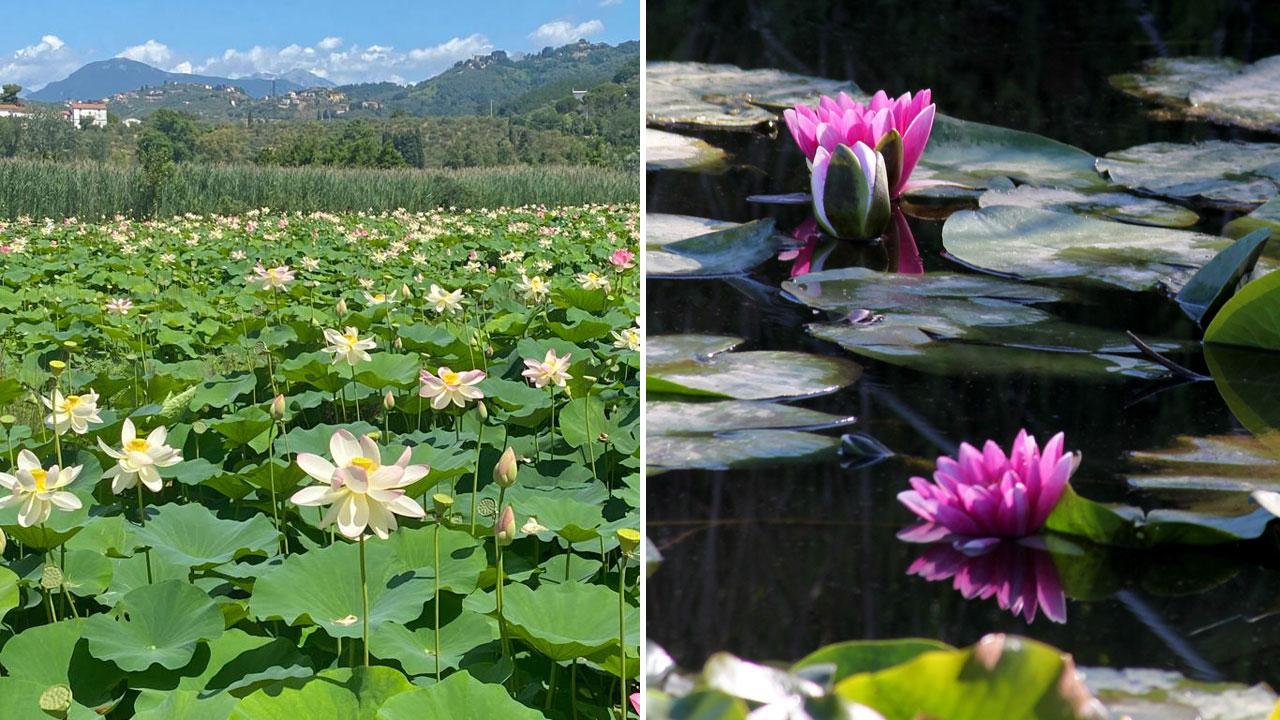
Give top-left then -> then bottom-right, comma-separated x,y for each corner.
0,104 -> 30,118
68,101 -> 108,128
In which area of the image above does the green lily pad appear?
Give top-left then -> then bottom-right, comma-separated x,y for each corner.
134,690 -> 239,720
0,566 -> 17,622
385,525 -> 487,595
231,666 -> 414,720
500,582 -> 637,661
1175,229 -> 1271,326
368,611 -> 497,676
647,128 -> 728,173
942,206 -> 1230,292
1124,434 -> 1280,494
646,61 -> 859,131
648,429 -> 843,471
646,214 -> 781,277
132,502 -> 279,570
0,619 -> 124,710
376,670 -> 547,720
648,400 -> 856,435
1205,269 -> 1280,350
1097,141 -> 1280,210
249,538 -> 432,639
649,334 -> 860,400
793,639 -> 953,684
648,334 -> 742,366
83,580 -> 226,672
912,114 -> 1107,193
1087,666 -> 1279,720
1203,344 -> 1280,453
834,634 -> 1102,720
1044,484 -> 1273,548
1111,55 -> 1280,133
1225,196 -> 1280,239
978,186 -> 1199,228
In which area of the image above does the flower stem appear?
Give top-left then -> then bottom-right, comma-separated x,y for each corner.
358,534 -> 370,668
267,422 -> 284,554
349,364 -> 361,422
468,420 -> 485,536
433,519 -> 442,682
496,544 -> 509,679
618,553 -> 628,719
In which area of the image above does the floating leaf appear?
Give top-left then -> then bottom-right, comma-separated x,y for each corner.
1097,141 -> 1280,210
1225,196 -> 1280,239
646,214 -> 780,277
1175,228 -> 1270,326
1086,666 -> 1280,720
648,430 -> 843,471
1044,485 -> 1272,548
793,639 -> 953,684
646,61 -> 859,131
942,206 -> 1229,292
1203,344 -> 1280,452
1111,55 -> 1280,133
1125,434 -> 1280,494
649,400 -> 855,435
646,128 -> 728,173
979,186 -> 1199,228
648,334 -> 860,400
84,580 -> 225,672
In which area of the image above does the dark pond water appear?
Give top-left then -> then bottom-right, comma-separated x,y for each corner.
646,1 -> 1280,689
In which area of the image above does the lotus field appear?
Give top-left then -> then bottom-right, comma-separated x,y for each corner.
0,204 -> 641,719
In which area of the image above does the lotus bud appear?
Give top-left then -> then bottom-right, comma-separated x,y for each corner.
811,142 -> 892,240
0,527 -> 6,555
383,391 -> 396,411
494,446 -> 518,488
336,298 -> 348,316
48,359 -> 66,375
477,400 -> 488,421
400,283 -> 412,299
616,528 -> 641,556
495,505 -> 516,546
393,336 -> 403,351
270,393 -> 286,420
432,493 -> 453,518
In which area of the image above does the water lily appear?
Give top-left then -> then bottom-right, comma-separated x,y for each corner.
517,274 -> 549,301
522,349 -> 573,388
249,263 -> 295,290
43,389 -> 103,435
104,297 -> 133,315
419,366 -> 486,409
898,430 -> 1078,541
96,418 -> 182,494
0,450 -> 82,527
907,539 -> 1067,624
784,89 -> 935,197
425,284 -> 464,314
322,326 -> 377,366
291,429 -> 428,539
810,142 -> 892,240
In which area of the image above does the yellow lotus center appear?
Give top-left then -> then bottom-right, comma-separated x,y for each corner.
350,456 -> 378,472
343,331 -> 359,345
30,468 -> 47,492
267,268 -> 281,278
441,370 -> 461,385
62,395 -> 81,409
373,293 -> 386,301
126,438 -> 150,452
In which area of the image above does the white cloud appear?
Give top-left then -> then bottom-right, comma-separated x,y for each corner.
117,39 -> 174,67
599,0 -> 623,6
528,19 -> 605,46
0,34 -> 82,91
189,34 -> 493,85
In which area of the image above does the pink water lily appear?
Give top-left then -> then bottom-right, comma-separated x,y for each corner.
898,430 -> 1079,540
907,539 -> 1067,624
784,89 -> 935,197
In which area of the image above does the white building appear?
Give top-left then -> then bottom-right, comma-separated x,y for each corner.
68,101 -> 108,128
0,104 -> 30,118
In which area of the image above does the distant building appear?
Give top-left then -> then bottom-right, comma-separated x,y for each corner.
68,101 -> 108,128
572,90 -> 589,103
0,104 -> 30,118
122,118 -> 142,127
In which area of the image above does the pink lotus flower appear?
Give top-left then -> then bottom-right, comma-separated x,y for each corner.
609,248 -> 636,270
898,430 -> 1078,540
777,218 -> 822,277
784,89 -> 935,197
907,540 -> 1067,624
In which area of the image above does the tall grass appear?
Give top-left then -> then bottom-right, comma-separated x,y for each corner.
0,160 -> 638,219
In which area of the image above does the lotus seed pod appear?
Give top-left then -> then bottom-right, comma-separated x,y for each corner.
39,684 -> 72,714
62,340 -> 78,350
617,528 -> 641,556
383,391 -> 396,411
0,414 -> 14,426
336,298 -> 348,316
494,446 -> 518,488
270,394 -> 286,420
48,359 -> 66,375
432,493 -> 454,517
495,505 -> 516,546
40,564 -> 63,590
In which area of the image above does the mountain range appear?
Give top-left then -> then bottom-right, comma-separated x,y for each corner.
28,58 -> 333,102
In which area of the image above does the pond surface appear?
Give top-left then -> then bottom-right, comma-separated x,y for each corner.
645,4 -> 1280,692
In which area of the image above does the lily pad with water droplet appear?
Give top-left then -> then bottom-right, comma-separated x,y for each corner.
648,334 -> 861,400
978,186 -> 1199,228
1097,141 -> 1280,210
942,206 -> 1231,292
646,61 -> 859,131
646,128 -> 728,172
1111,55 -> 1280,133
646,214 -> 781,277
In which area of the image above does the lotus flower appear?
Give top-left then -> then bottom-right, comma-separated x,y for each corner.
784,89 -> 935,197
810,142 -> 892,240
898,430 -> 1079,541
0,450 -> 83,527
907,540 -> 1067,624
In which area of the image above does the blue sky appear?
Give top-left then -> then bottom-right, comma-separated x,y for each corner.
0,0 -> 638,89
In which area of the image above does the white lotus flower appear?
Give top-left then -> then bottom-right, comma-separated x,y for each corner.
522,349 -> 572,388
105,297 -> 133,315
249,263 -> 295,290
577,271 -> 610,290
96,418 -> 182,494
43,389 -> 103,435
363,290 -> 393,307
517,274 -> 549,301
291,429 -> 428,539
323,327 -> 377,366
0,450 -> 82,527
419,366 -> 486,409
425,284 -> 464,314
612,327 -> 640,352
